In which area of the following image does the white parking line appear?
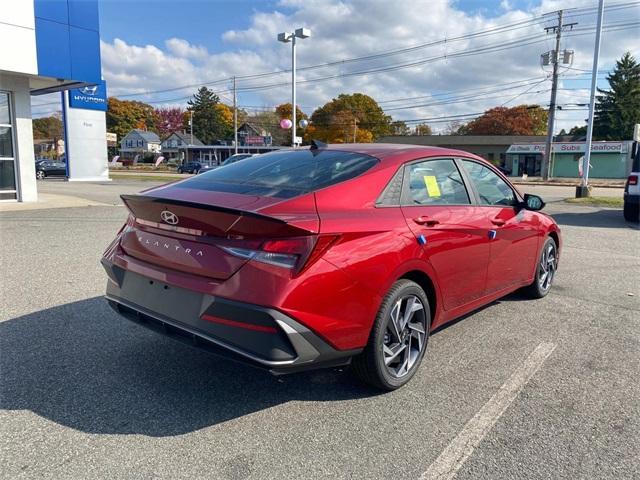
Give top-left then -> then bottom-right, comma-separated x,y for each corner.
420,342 -> 557,480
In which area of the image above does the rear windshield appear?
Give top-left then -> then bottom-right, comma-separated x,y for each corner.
179,149 -> 379,198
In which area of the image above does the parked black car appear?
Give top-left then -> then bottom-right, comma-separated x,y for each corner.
197,164 -> 217,174
177,162 -> 202,174
35,161 -> 66,179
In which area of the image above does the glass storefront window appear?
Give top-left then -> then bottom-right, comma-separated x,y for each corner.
0,93 -> 10,124
0,160 -> 16,189
0,126 -> 14,157
0,91 -> 17,199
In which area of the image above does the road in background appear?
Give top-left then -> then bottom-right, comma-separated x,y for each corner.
34,178 -> 624,207
1,181 -> 638,479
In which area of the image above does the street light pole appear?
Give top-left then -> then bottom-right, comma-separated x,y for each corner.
233,76 -> 238,155
579,0 -> 605,197
291,34 -> 297,149
278,28 -> 310,148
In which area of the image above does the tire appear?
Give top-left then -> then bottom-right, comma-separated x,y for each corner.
36,170 -> 45,180
522,237 -> 558,299
623,200 -> 639,223
177,168 -> 183,174
352,279 -> 431,391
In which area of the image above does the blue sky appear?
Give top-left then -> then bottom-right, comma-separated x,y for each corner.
32,0 -> 640,134
99,0 -> 542,53
99,0 -> 286,51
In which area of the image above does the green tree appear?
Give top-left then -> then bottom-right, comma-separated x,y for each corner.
391,120 -> 410,135
307,93 -> 392,143
567,125 -> 587,140
463,105 -> 548,135
32,114 -> 63,140
594,52 -> 640,140
186,87 -> 231,144
154,107 -> 185,138
106,98 -> 156,140
413,123 -> 433,135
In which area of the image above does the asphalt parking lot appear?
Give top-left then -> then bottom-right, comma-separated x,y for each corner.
1,180 -> 639,479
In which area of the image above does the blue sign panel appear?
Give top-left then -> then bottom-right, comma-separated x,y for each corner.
68,81 -> 107,111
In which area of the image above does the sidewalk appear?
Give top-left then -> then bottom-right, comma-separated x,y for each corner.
511,177 -> 625,188
0,193 -> 113,212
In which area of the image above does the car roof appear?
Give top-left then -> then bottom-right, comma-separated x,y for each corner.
315,143 -> 486,165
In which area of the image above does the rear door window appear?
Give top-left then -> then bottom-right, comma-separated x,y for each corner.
404,158 -> 470,205
181,149 -> 379,198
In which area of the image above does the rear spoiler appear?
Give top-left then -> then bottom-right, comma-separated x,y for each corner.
120,194 -> 316,238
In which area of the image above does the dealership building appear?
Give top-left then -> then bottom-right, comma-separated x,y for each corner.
0,0 -> 107,202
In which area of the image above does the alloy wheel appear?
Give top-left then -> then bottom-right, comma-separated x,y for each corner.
382,294 -> 427,378
538,242 -> 557,291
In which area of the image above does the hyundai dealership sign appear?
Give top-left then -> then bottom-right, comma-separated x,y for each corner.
69,80 -> 107,111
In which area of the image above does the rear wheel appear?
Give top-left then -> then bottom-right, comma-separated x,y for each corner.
522,237 -> 558,299
177,168 -> 183,174
352,279 -> 430,390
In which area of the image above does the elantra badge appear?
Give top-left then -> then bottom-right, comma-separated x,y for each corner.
160,210 -> 179,225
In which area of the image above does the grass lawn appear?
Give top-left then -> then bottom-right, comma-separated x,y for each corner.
565,196 -> 624,207
110,173 -> 184,182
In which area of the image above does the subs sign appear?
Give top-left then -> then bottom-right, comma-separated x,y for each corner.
69,80 -> 108,111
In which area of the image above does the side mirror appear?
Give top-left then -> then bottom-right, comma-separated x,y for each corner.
522,193 -> 545,211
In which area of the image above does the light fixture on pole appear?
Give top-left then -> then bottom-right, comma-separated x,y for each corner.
277,27 -> 311,148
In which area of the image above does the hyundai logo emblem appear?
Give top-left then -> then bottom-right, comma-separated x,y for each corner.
160,210 -> 179,225
79,85 -> 99,96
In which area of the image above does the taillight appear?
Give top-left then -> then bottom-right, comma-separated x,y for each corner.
628,175 -> 638,186
220,235 -> 339,273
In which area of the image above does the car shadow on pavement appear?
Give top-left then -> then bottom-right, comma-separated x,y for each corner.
551,208 -> 638,229
0,297 -> 378,437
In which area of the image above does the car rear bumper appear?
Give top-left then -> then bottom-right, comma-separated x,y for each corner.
102,259 -> 360,374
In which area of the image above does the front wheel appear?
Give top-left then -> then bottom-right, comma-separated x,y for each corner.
177,168 -> 183,174
522,237 -> 558,299
36,170 -> 45,180
352,279 -> 430,390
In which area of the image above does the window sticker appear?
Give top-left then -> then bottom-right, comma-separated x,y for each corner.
423,175 -> 441,197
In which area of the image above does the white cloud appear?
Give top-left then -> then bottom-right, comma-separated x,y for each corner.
98,0 -> 640,134
165,38 -> 209,61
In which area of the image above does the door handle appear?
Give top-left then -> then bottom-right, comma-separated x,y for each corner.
413,216 -> 440,227
491,217 -> 505,226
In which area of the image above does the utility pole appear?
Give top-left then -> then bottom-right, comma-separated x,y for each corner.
541,10 -> 577,180
353,116 -> 358,143
578,0 -> 605,197
233,76 -> 238,155
189,110 -> 193,145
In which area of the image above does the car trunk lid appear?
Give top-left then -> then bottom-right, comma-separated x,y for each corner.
119,191 -> 319,280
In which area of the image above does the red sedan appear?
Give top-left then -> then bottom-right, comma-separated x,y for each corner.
102,143 -> 561,390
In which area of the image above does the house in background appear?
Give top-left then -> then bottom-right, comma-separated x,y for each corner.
161,131 -> 204,163
237,122 -> 273,147
34,139 -> 65,159
119,129 -> 161,163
